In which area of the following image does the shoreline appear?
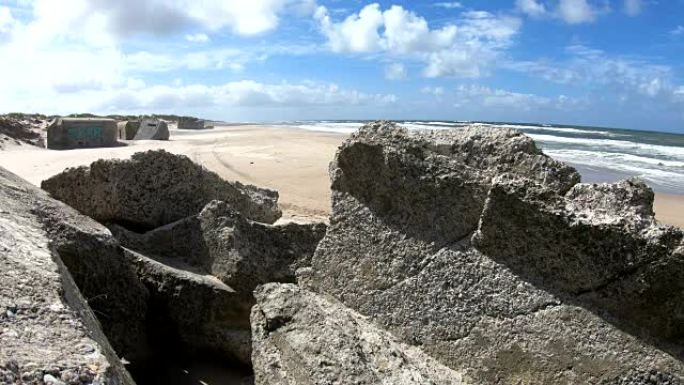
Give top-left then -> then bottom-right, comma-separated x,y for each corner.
0,124 -> 681,228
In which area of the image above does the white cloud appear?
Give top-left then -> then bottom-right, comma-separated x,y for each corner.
507,44 -> 683,109
124,49 -> 247,72
433,2 -> 463,9
623,0 -> 642,16
421,86 -> 444,96
516,0 -> 616,24
99,80 -> 397,112
0,1 -> 396,116
385,63 -> 407,80
557,0 -> 597,24
0,6 -> 17,42
455,84 -> 547,109
670,25 -> 684,36
0,0 -> 353,118
315,4 -> 384,53
382,5 -> 457,54
184,0 -> 311,36
0,6 -> 14,30
515,0 -> 547,18
185,33 -> 210,43
453,84 -> 582,111
639,77 -> 662,97
316,4 -> 521,78
17,0 -> 317,47
674,87 -> 684,103
424,12 -> 521,78
424,50 -> 490,78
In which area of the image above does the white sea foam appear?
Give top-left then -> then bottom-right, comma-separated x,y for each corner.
291,122 -> 363,133
401,122 -> 448,130
470,122 -> 623,137
545,149 -> 684,168
529,134 -> 684,160
545,149 -> 684,191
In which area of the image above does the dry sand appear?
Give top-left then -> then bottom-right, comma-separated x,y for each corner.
0,125 -> 342,223
0,124 -> 682,228
653,193 -> 684,229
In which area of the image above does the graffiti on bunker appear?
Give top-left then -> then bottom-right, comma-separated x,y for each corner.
67,126 -> 102,142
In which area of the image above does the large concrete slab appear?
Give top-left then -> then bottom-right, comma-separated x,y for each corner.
47,118 -> 118,150
0,166 -> 136,384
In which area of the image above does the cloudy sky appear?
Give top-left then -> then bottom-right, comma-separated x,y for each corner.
0,0 -> 683,132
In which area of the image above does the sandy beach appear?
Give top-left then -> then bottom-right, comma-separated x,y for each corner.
0,124 -> 682,228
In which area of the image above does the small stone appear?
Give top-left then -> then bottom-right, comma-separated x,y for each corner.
60,370 -> 79,383
43,373 -> 66,385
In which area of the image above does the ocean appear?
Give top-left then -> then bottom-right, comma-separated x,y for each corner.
276,120 -> 684,195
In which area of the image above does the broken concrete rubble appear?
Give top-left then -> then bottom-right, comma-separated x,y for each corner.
473,177 -> 684,347
329,121 -> 579,246
108,200 -> 326,293
123,248 -> 254,366
108,215 -> 209,269
4,119 -> 684,385
310,121 -> 684,384
34,196 -> 151,363
199,200 -> 327,293
0,166 -> 136,385
251,283 -> 471,385
0,164 -> 261,384
41,150 -> 282,230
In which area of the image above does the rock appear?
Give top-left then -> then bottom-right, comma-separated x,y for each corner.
473,177 -> 684,346
602,369 -> 681,385
41,150 -> 282,230
0,166 -> 136,385
310,121 -> 684,384
329,121 -> 579,245
43,374 -> 65,385
251,283 -> 471,385
123,248 -> 254,366
199,201 -> 327,292
108,215 -> 210,269
109,200 -> 326,293
31,187 -> 150,362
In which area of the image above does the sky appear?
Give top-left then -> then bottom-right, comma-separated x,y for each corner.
0,0 -> 683,132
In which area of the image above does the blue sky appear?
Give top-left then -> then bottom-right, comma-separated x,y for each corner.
0,0 -> 683,132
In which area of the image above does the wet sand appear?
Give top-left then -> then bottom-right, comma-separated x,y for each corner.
0,124 -> 682,228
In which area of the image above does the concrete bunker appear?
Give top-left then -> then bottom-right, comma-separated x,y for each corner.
118,120 -> 141,140
47,118 -> 118,150
178,117 -> 207,130
134,119 -> 169,141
